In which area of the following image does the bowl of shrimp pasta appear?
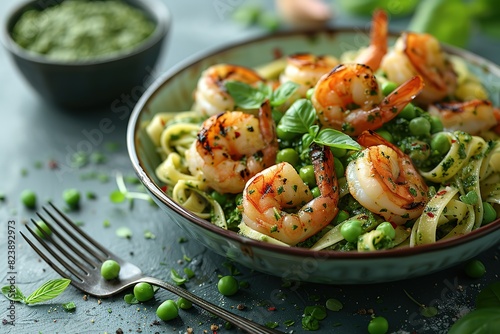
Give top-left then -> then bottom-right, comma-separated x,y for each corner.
128,10 -> 500,284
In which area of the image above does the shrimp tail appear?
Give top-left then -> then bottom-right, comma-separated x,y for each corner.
381,75 -> 424,115
355,9 -> 388,71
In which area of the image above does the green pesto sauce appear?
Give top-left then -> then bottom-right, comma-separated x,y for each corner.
12,0 -> 155,61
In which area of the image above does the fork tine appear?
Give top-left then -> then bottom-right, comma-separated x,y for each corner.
21,225 -> 85,282
43,202 -> 114,261
36,211 -> 103,269
43,203 -> 112,262
32,216 -> 95,273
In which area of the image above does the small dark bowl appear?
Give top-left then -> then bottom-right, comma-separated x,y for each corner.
1,0 -> 170,110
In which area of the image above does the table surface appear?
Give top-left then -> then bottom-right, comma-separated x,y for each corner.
1,1 -> 499,334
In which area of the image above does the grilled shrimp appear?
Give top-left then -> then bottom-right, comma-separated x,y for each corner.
311,63 -> 424,136
185,101 -> 278,194
241,143 -> 339,246
380,32 -> 457,105
428,99 -> 497,135
278,9 -> 388,99
346,130 -> 429,225
193,64 -> 265,116
280,53 -> 339,97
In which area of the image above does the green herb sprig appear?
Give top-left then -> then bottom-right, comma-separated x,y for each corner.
403,289 -> 438,318
224,80 -> 299,110
2,278 -> 71,305
109,172 -> 154,208
278,99 -> 362,151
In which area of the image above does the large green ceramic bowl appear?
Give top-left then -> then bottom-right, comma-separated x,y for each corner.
127,29 -> 500,284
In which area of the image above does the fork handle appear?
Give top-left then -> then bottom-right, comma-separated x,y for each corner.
138,277 -> 283,334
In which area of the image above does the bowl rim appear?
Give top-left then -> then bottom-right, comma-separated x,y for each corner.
1,0 -> 171,66
127,27 -> 500,260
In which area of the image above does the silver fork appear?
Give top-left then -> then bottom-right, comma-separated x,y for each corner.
20,203 -> 283,334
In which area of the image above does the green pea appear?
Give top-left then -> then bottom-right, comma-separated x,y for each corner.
429,116 -> 444,133
311,186 -> 320,198
20,189 -> 37,209
430,133 -> 451,155
368,316 -> 389,334
156,300 -> 178,321
276,148 -> 299,166
211,191 -> 227,206
376,222 -> 395,239
399,103 -> 416,120
464,259 -> 486,278
34,220 -> 52,239
277,125 -> 298,141
333,157 -> 345,178
381,81 -> 398,96
101,259 -> 120,280
409,117 -> 431,136
177,297 -> 193,310
133,282 -> 154,302
330,146 -> 347,158
333,210 -> 350,224
62,188 -> 80,209
217,275 -> 239,296
306,87 -> 315,100
299,165 -> 316,188
340,220 -> 363,243
375,129 -> 393,143
482,202 -> 497,225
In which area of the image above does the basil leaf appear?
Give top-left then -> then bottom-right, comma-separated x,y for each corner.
448,308 -> 500,334
476,281 -> 500,309
224,81 -> 267,109
309,124 -> 320,138
302,133 -> 315,151
314,128 -> 362,151
271,81 -> 299,106
1,285 -> 26,303
278,99 -> 316,134
304,305 -> 327,320
24,278 -> 71,305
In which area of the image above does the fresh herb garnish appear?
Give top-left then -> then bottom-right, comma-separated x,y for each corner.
403,289 -> 438,317
278,99 -> 362,151
2,278 -> 71,305
224,81 -> 298,109
265,321 -> 279,329
109,172 -> 153,206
